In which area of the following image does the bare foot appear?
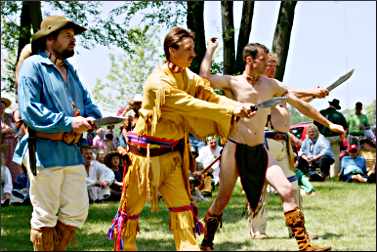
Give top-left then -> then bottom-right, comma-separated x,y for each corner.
352,174 -> 367,183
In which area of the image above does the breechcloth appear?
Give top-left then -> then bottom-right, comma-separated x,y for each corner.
248,133 -> 302,236
229,139 -> 268,215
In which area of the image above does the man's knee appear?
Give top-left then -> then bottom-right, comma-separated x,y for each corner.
280,183 -> 297,202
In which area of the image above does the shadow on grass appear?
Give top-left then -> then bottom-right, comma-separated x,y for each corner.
321,232 -> 343,240
311,181 -> 354,192
1,205 -> 33,251
2,181 -> 373,251
214,240 -> 253,251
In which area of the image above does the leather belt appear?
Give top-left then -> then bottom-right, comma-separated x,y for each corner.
34,131 -> 64,141
128,142 -> 182,157
34,131 -> 81,144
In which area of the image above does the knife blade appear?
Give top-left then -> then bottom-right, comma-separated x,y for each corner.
89,116 -> 126,128
326,69 -> 354,92
250,96 -> 288,112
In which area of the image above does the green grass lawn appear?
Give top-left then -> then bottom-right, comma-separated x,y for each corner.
1,180 -> 376,251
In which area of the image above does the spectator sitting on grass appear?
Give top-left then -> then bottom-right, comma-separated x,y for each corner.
196,135 -> 222,187
104,151 -> 126,201
1,155 -> 13,207
359,138 -> 376,181
81,143 -> 114,203
339,144 -> 369,183
297,123 -> 335,181
11,164 -> 30,205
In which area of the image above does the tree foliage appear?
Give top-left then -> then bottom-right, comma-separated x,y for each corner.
365,100 -> 376,125
92,28 -> 163,114
1,1 -> 186,94
288,106 -> 311,125
1,1 -> 103,93
289,100 -> 376,127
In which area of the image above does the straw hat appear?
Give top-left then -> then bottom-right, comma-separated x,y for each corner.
31,15 -> 86,53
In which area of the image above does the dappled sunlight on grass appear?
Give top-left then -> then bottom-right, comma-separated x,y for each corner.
1,180 -> 375,250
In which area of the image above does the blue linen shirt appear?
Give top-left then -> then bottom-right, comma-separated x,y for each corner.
340,155 -> 367,176
13,51 -> 102,169
299,134 -> 334,159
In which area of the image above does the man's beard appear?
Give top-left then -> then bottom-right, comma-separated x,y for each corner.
84,159 -> 91,167
54,47 -> 74,59
60,48 -> 75,59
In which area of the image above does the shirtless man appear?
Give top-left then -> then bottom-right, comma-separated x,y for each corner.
199,39 -> 344,251
248,53 -> 323,240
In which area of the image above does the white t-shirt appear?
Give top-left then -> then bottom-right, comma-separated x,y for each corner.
196,145 -> 222,185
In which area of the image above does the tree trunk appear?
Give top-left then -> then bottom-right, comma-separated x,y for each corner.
17,1 -> 42,61
187,1 -> 205,74
234,0 -> 254,74
272,0 -> 297,81
221,0 -> 235,75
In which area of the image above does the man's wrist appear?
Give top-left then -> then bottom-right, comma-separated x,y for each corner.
208,47 -> 216,53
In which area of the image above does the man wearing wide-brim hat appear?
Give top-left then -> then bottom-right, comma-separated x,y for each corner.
1,97 -> 11,109
12,15 -> 102,251
31,15 -> 86,54
314,98 -> 348,178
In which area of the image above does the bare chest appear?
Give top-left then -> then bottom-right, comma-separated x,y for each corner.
229,76 -> 275,104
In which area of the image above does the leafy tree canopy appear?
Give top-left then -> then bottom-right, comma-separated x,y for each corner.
1,1 -> 186,93
92,27 -> 163,114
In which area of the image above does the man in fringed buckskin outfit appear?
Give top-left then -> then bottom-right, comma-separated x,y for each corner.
107,27 -> 255,251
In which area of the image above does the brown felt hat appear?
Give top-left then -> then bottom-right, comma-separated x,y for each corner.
31,15 -> 86,53
1,97 -> 11,109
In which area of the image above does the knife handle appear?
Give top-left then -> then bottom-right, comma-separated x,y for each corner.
250,105 -> 258,112
87,120 -> 97,130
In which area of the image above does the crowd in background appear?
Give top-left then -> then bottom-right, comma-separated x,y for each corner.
1,93 -> 376,207
294,100 -> 376,187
